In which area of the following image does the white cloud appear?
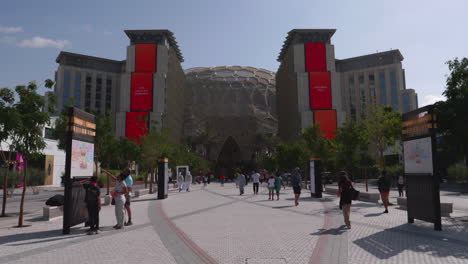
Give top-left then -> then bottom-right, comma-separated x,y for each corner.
18,36 -> 70,49
0,36 -> 16,44
421,94 -> 445,106
0,26 -> 23,33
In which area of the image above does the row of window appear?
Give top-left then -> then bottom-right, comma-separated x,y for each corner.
62,70 -> 113,114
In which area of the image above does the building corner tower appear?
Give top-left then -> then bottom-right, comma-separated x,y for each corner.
116,30 -> 185,144
276,29 -> 344,141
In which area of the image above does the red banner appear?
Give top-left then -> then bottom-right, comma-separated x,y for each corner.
314,110 -> 337,140
131,72 -> 153,111
126,111 -> 149,144
305,43 -> 327,72
309,72 -> 332,109
135,44 -> 157,72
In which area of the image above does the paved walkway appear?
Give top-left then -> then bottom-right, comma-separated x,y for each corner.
0,183 -> 467,263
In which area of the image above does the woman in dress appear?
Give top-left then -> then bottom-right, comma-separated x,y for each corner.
338,171 -> 353,229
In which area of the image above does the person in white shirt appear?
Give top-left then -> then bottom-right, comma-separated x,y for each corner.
177,172 -> 184,192
268,175 -> 276,200
252,170 -> 260,194
185,171 -> 193,192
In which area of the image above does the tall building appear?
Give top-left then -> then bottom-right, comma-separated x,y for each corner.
276,29 -> 418,141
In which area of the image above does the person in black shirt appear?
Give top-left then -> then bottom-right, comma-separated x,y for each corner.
377,171 -> 391,213
338,171 -> 353,229
83,176 -> 101,235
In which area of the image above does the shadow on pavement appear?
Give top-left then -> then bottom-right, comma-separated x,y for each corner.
0,229 -> 79,246
272,205 -> 295,209
364,212 -> 385,217
310,226 -> 347,236
353,224 -> 468,260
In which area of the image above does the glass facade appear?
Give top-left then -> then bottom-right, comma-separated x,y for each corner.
378,71 -> 386,104
349,76 -> 356,120
368,74 -> 376,106
390,71 -> 398,110
95,76 -> 102,114
105,79 -> 112,112
74,72 -> 81,107
63,71 -> 71,106
85,75 -> 92,112
403,93 -> 411,112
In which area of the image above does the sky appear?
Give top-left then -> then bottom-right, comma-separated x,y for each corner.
1,0 -> 466,106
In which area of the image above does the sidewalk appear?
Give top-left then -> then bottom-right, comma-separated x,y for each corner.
0,183 -> 467,263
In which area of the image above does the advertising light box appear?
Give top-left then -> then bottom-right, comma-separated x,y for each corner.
403,137 -> 434,174
126,111 -> 149,144
131,72 -> 153,111
305,43 -> 327,72
314,110 -> 337,140
135,44 -> 157,72
309,72 -> 332,109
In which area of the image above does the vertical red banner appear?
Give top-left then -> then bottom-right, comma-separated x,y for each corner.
131,72 -> 153,111
314,110 -> 337,140
135,44 -> 157,72
309,72 -> 332,109
305,43 -> 327,72
126,111 -> 149,144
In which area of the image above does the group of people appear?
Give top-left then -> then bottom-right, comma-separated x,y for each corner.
337,170 -> 401,229
177,171 -> 193,192
81,168 -> 134,235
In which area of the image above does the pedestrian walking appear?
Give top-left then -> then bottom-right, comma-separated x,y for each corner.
338,171 -> 353,229
268,174 -> 275,200
291,167 -> 302,206
237,172 -> 246,195
185,171 -> 192,191
82,176 -> 101,235
203,174 -> 208,188
111,174 -> 128,230
220,175 -> 225,186
397,175 -> 405,197
252,170 -> 260,194
177,172 -> 184,192
377,171 -> 391,213
281,171 -> 287,190
275,173 -> 283,200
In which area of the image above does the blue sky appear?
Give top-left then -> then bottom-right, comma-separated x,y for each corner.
1,0 -> 466,106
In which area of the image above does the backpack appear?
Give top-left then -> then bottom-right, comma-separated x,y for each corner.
85,184 -> 100,203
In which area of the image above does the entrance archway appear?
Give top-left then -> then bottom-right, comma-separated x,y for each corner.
216,136 -> 242,180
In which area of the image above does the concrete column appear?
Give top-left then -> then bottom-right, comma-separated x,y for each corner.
126,45 -> 135,73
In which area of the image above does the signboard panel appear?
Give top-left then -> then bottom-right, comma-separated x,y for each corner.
126,111 -> 149,144
309,72 -> 332,109
71,139 -> 94,177
313,110 -> 337,140
135,44 -> 157,72
403,137 -> 433,174
131,72 -> 153,111
305,43 -> 327,72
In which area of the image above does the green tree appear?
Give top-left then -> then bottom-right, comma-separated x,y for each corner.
12,80 -> 54,227
334,120 -> 370,173
112,136 -> 141,170
275,141 -> 309,172
302,124 -> 335,170
362,105 -> 401,170
435,58 -> 468,166
0,87 -> 20,217
94,112 -> 116,171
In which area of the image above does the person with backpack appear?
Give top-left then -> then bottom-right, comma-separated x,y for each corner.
377,170 -> 391,213
83,176 -> 101,235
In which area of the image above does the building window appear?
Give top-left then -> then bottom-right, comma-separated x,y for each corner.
85,75 -> 92,112
74,72 -> 81,107
379,71 -> 387,104
105,79 -> 112,111
95,76 -> 102,112
44,128 -> 55,140
390,71 -> 398,105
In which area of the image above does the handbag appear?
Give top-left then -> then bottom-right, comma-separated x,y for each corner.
351,187 -> 360,200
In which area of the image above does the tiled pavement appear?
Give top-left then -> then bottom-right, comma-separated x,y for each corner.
1,183 -> 468,263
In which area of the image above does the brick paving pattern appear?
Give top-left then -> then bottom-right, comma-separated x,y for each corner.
0,183 -> 467,263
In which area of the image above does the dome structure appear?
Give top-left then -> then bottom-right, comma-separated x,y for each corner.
183,66 -> 277,172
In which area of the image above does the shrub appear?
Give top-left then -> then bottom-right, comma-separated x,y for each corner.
447,165 -> 468,183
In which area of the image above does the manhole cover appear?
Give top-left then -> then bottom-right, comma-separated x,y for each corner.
246,258 -> 287,264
